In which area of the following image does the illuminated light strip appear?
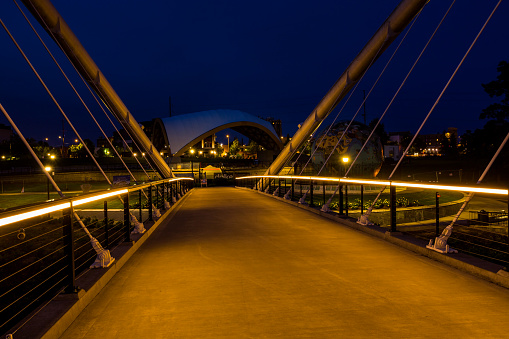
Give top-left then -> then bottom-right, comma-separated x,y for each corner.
74,189 -> 129,206
236,175 -> 508,195
391,182 -> 508,195
0,202 -> 71,227
340,178 -> 391,186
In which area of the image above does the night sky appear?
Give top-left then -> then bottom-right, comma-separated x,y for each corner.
1,0 -> 508,147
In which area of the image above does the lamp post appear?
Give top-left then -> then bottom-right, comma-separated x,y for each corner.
226,135 -> 230,155
45,166 -> 52,200
341,156 -> 350,177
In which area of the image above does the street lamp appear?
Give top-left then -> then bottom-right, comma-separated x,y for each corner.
226,134 -> 230,154
341,157 -> 350,177
45,166 -> 52,200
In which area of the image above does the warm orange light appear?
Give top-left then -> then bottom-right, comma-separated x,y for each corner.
0,203 -> 71,227
74,189 -> 128,206
236,175 -> 508,195
44,166 -> 51,172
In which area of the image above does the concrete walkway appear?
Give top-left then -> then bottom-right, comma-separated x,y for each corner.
60,187 -> 509,338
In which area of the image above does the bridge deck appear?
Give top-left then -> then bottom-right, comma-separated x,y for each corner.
61,187 -> 509,338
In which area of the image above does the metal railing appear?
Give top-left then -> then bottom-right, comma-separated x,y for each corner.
0,177 -> 193,336
236,175 -> 509,266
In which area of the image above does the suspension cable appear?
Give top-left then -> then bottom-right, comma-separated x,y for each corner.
363,0 -> 502,216
0,18 -> 112,187
317,8 -> 422,177
345,0 -> 456,178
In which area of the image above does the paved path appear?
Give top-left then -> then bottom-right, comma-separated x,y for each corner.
61,187 -> 509,338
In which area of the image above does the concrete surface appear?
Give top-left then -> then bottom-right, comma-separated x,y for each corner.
59,187 -> 509,338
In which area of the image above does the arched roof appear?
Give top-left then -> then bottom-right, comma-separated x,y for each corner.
152,109 -> 282,156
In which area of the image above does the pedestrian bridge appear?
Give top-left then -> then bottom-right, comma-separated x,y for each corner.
7,186 -> 509,338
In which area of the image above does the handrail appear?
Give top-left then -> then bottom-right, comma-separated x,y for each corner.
235,175 -> 508,195
0,177 -> 193,227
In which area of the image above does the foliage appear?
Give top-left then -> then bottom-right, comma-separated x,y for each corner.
480,60 -> 509,121
229,138 -> 240,156
328,197 -> 421,210
440,130 -> 458,158
68,139 -> 95,158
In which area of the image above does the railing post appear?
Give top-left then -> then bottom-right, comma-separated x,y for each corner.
124,193 -> 131,242
155,183 -> 159,209
436,192 -> 440,237
390,184 -> 397,232
339,184 -> 343,215
310,180 -> 314,207
148,185 -> 153,222
300,179 -> 302,198
360,185 -> 364,215
104,200 -> 109,249
139,189 -> 142,222
269,178 -> 272,194
278,178 -> 281,197
291,179 -> 294,201
64,204 -> 78,293
170,182 -> 173,203
345,185 -> 349,217
284,178 -> 287,196
323,182 -> 326,206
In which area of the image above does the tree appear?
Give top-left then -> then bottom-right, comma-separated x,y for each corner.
480,60 -> 509,121
440,130 -> 458,158
229,138 -> 239,156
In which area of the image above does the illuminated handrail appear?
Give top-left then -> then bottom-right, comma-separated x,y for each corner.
236,175 -> 508,195
0,177 -> 193,227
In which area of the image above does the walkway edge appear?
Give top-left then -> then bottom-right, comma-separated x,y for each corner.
238,187 -> 509,289
11,189 -> 194,339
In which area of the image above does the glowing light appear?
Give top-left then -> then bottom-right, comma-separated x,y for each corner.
0,203 -> 71,227
342,157 -> 350,163
1,156 -> 4,159
133,153 -> 137,157
50,155 -> 55,159
75,139 -> 78,143
142,153 -> 145,157
44,166 -> 51,172
190,149 -> 195,154
235,175 -> 508,195
74,189 -> 128,206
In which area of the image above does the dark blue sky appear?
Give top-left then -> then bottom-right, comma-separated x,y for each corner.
1,0 -> 508,146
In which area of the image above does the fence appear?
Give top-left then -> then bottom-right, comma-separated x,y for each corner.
236,175 -> 509,267
0,177 -> 193,336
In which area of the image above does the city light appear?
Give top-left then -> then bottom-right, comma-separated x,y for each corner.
44,166 -> 51,172
50,155 -> 55,159
342,157 -> 350,163
190,149 -> 195,154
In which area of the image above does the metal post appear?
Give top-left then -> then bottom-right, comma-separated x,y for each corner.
64,204 -> 78,293
310,180 -> 314,207
345,185 -> 349,217
339,184 -> 344,215
435,192 -> 440,237
284,178 -> 287,196
323,182 -> 326,206
360,185 -> 364,215
104,200 -> 109,249
269,178 -> 271,194
300,179 -> 302,198
155,183 -> 159,209
139,189 -> 142,221
148,186 -> 153,222
124,193 -> 131,242
291,179 -> 294,201
390,184 -> 396,232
